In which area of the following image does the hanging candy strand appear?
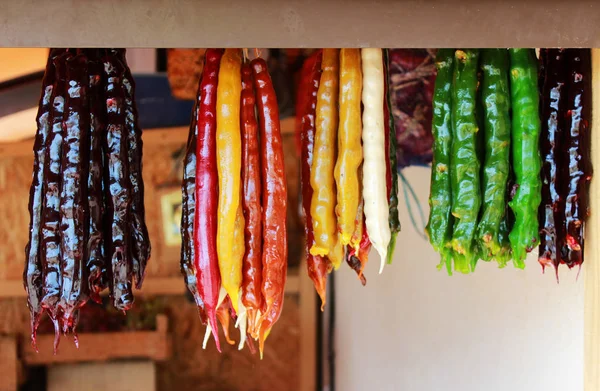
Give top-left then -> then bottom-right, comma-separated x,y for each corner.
192,48 -> 225,348
240,59 -> 264,336
251,55 -> 288,357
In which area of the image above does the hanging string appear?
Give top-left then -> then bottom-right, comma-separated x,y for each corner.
254,48 -> 262,59
243,48 -> 250,63
399,170 -> 428,241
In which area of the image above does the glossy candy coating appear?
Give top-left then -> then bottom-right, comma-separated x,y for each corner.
86,53 -> 108,304
562,49 -> 592,268
41,52 -> 71,332
119,51 -> 151,289
508,48 -> 542,268
216,49 -> 244,313
103,54 -> 134,311
425,49 -> 455,274
449,49 -> 481,274
26,49 -> 151,350
240,61 -> 263,334
334,48 -> 363,248
299,51 -> 331,308
24,48 -> 65,348
193,48 -> 224,348
538,49 -> 568,272
476,49 -> 512,261
310,49 -> 344,270
361,48 -> 391,273
252,57 -> 288,356
58,53 -> 91,332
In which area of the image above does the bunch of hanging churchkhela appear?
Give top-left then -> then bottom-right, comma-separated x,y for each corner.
181,49 -> 287,357
538,49 -> 592,278
24,48 -> 151,351
295,48 -> 400,308
427,48 -> 593,277
426,49 -> 542,274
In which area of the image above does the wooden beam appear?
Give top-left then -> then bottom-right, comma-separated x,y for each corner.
47,361 -> 156,391
1,0 -> 599,48
21,315 -> 171,365
584,48 -> 600,391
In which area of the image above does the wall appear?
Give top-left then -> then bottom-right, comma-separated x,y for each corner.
335,166 -> 584,391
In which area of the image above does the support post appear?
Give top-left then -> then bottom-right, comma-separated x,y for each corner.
584,48 -> 600,391
299,259 -> 317,391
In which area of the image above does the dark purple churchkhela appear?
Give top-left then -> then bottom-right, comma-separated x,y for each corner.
24,48 -> 65,349
562,49 -> 592,268
40,52 -> 71,325
86,52 -> 108,304
121,56 -> 151,290
538,48 -> 592,276
24,49 -> 151,351
58,53 -> 91,335
538,49 -> 568,273
102,53 -> 134,311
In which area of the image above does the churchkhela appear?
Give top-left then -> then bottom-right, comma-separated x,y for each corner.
181,49 -> 287,357
24,49 -> 151,351
296,48 -> 401,306
426,48 -> 592,277
538,49 -> 592,276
